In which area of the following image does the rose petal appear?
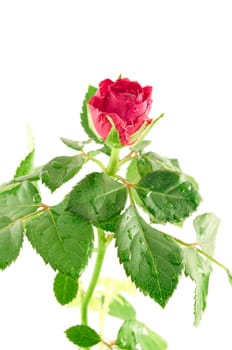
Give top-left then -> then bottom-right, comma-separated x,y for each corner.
98,79 -> 113,96
125,99 -> 149,123
143,85 -> 153,101
88,104 -> 112,139
88,77 -> 153,146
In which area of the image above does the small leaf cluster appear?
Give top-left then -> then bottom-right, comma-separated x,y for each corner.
0,84 -> 230,349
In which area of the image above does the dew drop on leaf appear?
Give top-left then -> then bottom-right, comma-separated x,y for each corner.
42,171 -> 50,182
51,161 -> 63,169
120,249 -> 131,262
168,252 -> 182,266
128,230 -> 133,240
33,193 -> 41,203
171,274 -> 177,283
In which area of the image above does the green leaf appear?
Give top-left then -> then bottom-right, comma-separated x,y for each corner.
0,181 -> 41,220
96,144 -> 111,156
14,149 -> 35,178
136,152 -> 199,189
227,269 -> 232,287
108,294 -> 136,320
98,215 -> 121,233
65,325 -> 101,347
25,201 -> 94,278
136,170 -> 201,223
193,213 -> 220,256
126,159 -> 141,185
88,145 -> 112,157
41,155 -> 85,192
126,160 -> 151,218
53,272 -> 78,305
185,213 -> 221,324
184,248 -> 212,326
80,85 -> 102,143
60,137 -> 90,151
116,206 -> 183,307
137,152 -> 181,178
0,217 -> 23,270
131,140 -> 151,153
68,172 -> 127,227
139,328 -> 168,350
13,168 -> 41,183
116,320 -> 167,350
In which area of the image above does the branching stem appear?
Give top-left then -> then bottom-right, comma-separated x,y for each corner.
172,235 -> 230,272
88,156 -> 106,172
119,149 -> 136,167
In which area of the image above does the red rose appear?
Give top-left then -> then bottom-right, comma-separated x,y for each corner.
88,78 -> 153,146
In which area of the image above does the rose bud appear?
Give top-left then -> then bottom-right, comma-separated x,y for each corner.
88,78 -> 153,146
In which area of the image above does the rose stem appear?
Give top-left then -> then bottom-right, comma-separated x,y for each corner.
81,227 -> 107,347
106,147 -> 120,176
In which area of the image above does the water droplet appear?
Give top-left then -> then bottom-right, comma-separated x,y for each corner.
42,171 -> 50,182
33,193 -> 41,203
171,274 -> 177,283
51,161 -> 63,169
120,249 -> 131,262
120,339 -> 127,347
128,230 -> 133,240
168,252 -> 182,266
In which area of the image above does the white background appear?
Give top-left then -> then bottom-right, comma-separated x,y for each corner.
0,1 -> 232,349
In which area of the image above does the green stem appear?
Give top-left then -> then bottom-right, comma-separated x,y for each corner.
173,236 -> 230,272
81,228 -> 107,327
88,156 -> 106,172
106,147 -> 120,176
118,149 -> 136,167
196,247 -> 229,272
127,186 -> 136,208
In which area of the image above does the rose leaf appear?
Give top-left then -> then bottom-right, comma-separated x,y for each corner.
115,206 -> 183,308
67,172 -> 127,228
136,170 -> 201,223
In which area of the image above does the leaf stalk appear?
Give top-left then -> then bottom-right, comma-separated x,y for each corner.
173,235 -> 231,273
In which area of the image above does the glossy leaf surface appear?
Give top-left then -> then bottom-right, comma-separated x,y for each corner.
136,170 -> 201,223
0,217 -> 23,269
116,206 -> 183,307
68,172 -> 127,227
26,202 -> 94,278
116,320 -> 167,350
65,325 -> 101,347
53,272 -> 78,305
41,154 -> 85,192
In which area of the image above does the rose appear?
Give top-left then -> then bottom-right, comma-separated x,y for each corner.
88,78 -> 153,146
